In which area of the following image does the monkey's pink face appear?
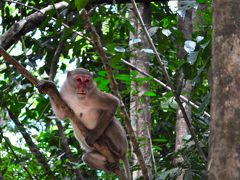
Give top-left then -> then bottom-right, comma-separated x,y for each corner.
73,75 -> 91,96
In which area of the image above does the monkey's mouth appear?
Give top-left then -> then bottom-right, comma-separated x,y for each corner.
77,92 -> 86,95
77,88 -> 86,95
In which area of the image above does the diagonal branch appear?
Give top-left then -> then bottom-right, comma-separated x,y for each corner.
49,38 -> 65,82
49,37 -> 84,180
0,47 -> 125,179
7,109 -> 51,174
121,59 -> 211,118
2,0 -> 91,46
130,0 -> 207,164
0,47 -> 39,85
0,1 -> 68,50
0,133 -> 34,179
80,9 -> 149,180
3,0 -> 210,119
88,0 -> 167,5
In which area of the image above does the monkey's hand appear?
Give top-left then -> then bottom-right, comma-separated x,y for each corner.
85,130 -> 101,147
37,80 -> 57,94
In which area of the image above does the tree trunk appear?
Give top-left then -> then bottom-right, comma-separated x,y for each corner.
128,3 -> 154,179
175,1 -> 193,179
208,1 -> 240,179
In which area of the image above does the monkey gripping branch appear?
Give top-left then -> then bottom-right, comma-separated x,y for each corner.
0,48 -> 128,179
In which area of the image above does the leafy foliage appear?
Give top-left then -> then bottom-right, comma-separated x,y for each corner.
0,0 -> 211,179
75,0 -> 89,10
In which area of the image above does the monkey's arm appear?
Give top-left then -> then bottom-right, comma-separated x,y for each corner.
85,93 -> 119,146
49,96 -> 66,120
37,80 -> 66,119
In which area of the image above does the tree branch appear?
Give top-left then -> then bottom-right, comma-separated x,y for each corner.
88,0 -> 167,5
2,0 -> 91,45
121,59 -> 210,118
130,0 -> 207,164
56,121 -> 84,179
80,9 -> 149,180
0,133 -> 34,179
49,37 -> 84,180
0,47 -> 125,179
49,38 -> 65,82
0,47 -> 39,85
0,1 -> 68,50
7,109 -> 51,174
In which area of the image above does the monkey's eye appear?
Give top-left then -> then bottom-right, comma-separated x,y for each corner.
76,77 -> 82,82
83,76 -> 90,83
84,78 -> 90,83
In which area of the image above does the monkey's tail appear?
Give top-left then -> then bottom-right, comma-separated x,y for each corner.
122,154 -> 131,180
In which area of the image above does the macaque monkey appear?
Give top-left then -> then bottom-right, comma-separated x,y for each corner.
41,68 -> 130,179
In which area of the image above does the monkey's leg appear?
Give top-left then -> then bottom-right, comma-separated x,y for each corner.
82,151 -> 119,172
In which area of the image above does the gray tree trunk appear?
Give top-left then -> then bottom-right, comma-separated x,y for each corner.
175,1 -> 193,179
128,3 -> 153,179
208,1 -> 240,179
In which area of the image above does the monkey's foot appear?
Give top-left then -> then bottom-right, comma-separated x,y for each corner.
37,80 -> 56,94
106,162 -> 120,172
85,130 -> 101,147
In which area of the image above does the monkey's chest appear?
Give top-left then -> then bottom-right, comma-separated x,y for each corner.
62,95 -> 100,130
74,107 -> 99,130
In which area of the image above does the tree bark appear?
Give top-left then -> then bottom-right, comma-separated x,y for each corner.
80,10 -> 149,179
49,37 -> 84,180
129,3 -> 153,179
56,121 -> 84,179
88,0 -> 166,5
208,0 -> 240,179
0,1 -> 68,50
174,1 -> 193,179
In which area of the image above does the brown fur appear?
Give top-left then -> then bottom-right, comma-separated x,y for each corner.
49,68 -> 131,179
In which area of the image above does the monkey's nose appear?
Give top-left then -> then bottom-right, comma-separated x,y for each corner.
76,77 -> 83,82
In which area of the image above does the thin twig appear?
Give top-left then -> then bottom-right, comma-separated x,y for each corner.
49,38 -> 65,81
130,0 -> 207,164
49,36 -> 84,180
1,134 -> 34,180
0,1 -> 69,50
121,59 -> 211,118
7,109 -> 52,174
0,47 -> 39,85
3,0 -> 91,42
80,9 -> 149,180
0,47 -> 125,179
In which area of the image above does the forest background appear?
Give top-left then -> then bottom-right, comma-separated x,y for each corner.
0,0 -> 228,179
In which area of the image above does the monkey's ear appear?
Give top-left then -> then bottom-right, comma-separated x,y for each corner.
90,71 -> 96,77
67,71 -> 72,78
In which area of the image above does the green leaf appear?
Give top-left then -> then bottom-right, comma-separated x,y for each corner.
152,135 -> 168,143
184,170 -> 194,180
148,27 -> 159,36
141,48 -> 154,54
115,74 -> 130,82
75,0 -> 89,10
114,46 -> 125,53
97,71 -> 107,77
161,17 -> 171,28
144,91 -> 156,97
160,96 -> 177,111
187,51 -> 199,65
129,38 -> 141,45
158,168 -> 181,180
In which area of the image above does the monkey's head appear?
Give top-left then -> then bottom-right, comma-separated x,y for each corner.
67,68 -> 95,97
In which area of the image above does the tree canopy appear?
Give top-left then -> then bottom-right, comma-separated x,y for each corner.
0,0 -> 212,179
